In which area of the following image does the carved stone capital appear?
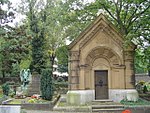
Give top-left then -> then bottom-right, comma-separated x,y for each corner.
70,51 -> 79,61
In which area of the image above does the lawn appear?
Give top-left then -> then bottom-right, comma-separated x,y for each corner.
0,93 -> 3,98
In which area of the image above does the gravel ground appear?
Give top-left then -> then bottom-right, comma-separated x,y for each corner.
25,109 -> 150,113
25,110 -> 90,113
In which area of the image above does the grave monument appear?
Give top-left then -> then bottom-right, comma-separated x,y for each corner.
67,14 -> 138,105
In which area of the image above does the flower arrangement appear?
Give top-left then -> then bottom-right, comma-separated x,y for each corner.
28,94 -> 41,103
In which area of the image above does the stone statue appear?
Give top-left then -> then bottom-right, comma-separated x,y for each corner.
20,69 -> 32,91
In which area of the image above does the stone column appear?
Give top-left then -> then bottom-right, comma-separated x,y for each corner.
124,51 -> 135,89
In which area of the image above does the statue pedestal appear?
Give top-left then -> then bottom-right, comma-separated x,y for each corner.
27,72 -> 41,96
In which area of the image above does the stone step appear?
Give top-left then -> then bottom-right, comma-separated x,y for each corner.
92,99 -> 113,103
92,104 -> 124,109
92,108 -> 124,112
92,100 -> 125,112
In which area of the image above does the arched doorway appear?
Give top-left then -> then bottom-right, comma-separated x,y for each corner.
85,47 -> 121,99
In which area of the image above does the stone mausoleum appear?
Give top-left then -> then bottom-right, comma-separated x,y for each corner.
67,14 -> 138,104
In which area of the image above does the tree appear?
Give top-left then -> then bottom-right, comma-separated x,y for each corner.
40,69 -> 53,100
19,0 -> 46,74
0,25 -> 31,82
41,0 -> 67,72
63,0 -> 150,44
56,45 -> 69,73
19,0 -> 67,73
58,0 -> 93,41
0,0 -> 16,80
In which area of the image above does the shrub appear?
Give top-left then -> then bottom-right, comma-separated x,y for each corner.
40,69 -> 53,100
136,81 -> 150,93
54,80 -> 68,94
2,83 -> 10,96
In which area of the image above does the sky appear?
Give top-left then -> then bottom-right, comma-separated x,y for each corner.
10,0 -> 95,4
9,0 -> 95,26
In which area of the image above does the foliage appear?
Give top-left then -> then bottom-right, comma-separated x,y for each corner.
0,0 -> 15,79
19,0 -> 67,73
2,83 -> 10,96
136,81 -> 150,93
40,69 -> 53,100
121,98 -> 150,106
65,0 -> 150,44
24,0 -> 46,74
11,62 -> 20,76
135,46 -> 150,74
54,77 -> 68,94
41,0 -> 67,71
9,88 -> 16,98
0,25 -> 31,81
56,45 -> 69,73
135,48 -> 148,73
20,58 -> 32,69
30,35 -> 46,73
59,0 -> 93,41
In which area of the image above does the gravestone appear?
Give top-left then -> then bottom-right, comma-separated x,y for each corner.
27,72 -> 41,96
0,105 -> 20,113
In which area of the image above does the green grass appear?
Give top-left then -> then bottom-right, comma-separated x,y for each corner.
8,97 -> 50,104
58,101 -> 67,106
9,99 -> 22,104
58,101 -> 89,107
0,93 -> 3,98
120,98 -> 150,106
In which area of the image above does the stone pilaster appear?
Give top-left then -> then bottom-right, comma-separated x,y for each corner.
69,51 -> 80,90
124,51 -> 135,89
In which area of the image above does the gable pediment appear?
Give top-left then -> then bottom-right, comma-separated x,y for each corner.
69,14 -> 124,50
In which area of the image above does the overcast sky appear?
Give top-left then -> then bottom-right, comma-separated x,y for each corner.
10,0 -> 95,4
9,0 -> 95,26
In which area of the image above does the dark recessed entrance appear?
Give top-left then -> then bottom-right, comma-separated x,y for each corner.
95,70 -> 108,99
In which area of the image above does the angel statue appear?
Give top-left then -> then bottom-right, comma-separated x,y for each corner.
20,69 -> 32,91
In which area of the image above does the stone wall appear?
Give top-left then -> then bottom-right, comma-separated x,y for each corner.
135,74 -> 150,83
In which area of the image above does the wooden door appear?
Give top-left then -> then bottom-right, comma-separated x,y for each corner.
95,70 -> 108,99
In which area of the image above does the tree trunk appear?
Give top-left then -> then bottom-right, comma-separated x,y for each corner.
148,59 -> 150,77
49,54 -> 55,77
2,70 -> 5,83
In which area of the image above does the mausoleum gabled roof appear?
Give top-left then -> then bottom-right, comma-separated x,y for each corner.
69,13 -> 125,50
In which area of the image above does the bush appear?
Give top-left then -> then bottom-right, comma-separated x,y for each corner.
2,83 -> 10,96
54,80 -> 68,94
136,81 -> 150,93
40,69 -> 53,100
